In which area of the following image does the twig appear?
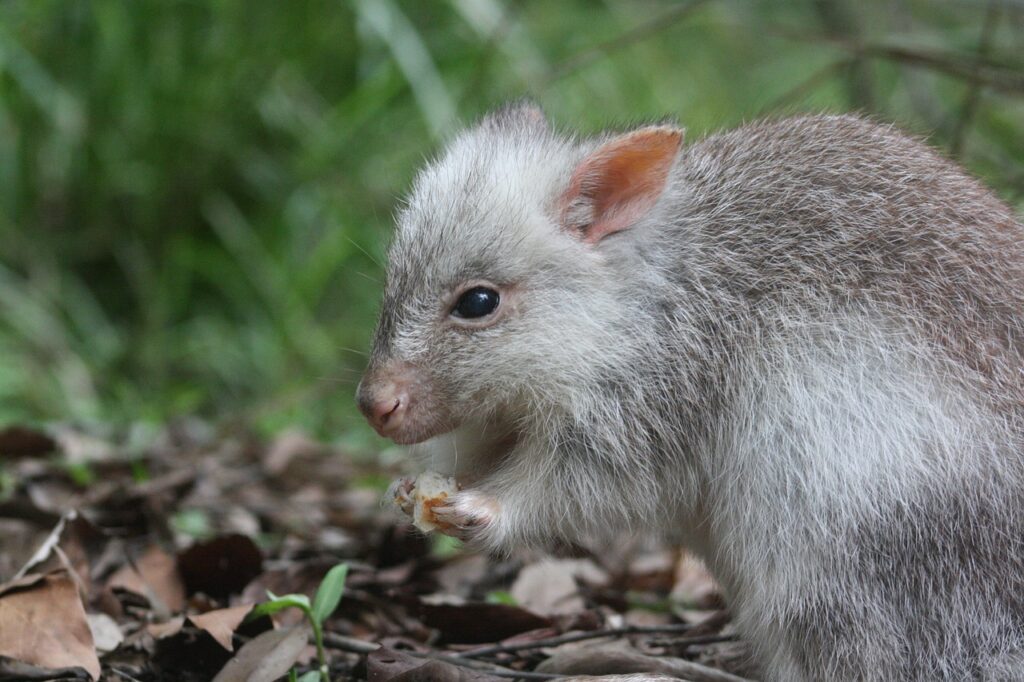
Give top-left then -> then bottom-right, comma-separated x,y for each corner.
321,632 -> 380,654
774,29 -> 1024,96
13,509 -> 76,580
322,633 -> 565,678
325,626 -> 739,679
889,0 -> 949,130
542,0 -> 712,85
949,1 -> 1001,157
456,623 -> 708,659
421,660 -> 564,680
419,650 -> 568,679
813,0 -> 875,110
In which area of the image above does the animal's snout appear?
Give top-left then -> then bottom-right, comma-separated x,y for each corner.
356,361 -> 427,441
357,361 -> 454,444
357,377 -> 410,436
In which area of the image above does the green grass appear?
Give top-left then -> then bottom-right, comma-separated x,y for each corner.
0,0 -> 1020,443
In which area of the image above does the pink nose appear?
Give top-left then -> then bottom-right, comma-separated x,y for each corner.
357,382 -> 409,436
369,396 -> 404,432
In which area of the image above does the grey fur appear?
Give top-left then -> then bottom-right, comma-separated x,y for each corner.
361,106 -> 1024,680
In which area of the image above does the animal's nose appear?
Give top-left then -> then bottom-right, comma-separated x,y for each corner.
356,379 -> 409,436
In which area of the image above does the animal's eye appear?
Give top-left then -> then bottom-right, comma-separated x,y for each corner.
452,287 -> 500,319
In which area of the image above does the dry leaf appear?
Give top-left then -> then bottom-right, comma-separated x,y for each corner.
510,559 -> 607,616
52,428 -> 116,464
434,555 -> 489,597
12,510 -> 102,585
107,545 -> 186,613
86,613 -> 124,653
147,616 -> 186,640
262,429 -> 323,476
0,656 -> 92,680
178,534 -> 263,600
671,552 -> 722,610
0,426 -> 57,458
0,570 -> 101,680
414,601 -> 551,644
211,626 -> 308,682
189,605 -> 253,651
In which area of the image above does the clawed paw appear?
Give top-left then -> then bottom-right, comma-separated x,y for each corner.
431,489 -> 500,542
386,476 -> 416,515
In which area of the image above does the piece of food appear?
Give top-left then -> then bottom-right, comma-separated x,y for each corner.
391,471 -> 459,533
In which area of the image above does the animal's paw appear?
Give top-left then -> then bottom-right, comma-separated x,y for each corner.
431,489 -> 501,543
386,476 -> 416,516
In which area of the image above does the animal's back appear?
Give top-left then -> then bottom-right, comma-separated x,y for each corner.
678,114 -> 1024,422
669,115 -> 1024,679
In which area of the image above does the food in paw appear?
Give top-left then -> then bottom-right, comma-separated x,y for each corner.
391,471 -> 459,532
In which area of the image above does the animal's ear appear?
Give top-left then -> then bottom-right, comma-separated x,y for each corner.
483,100 -> 548,131
561,125 -> 683,243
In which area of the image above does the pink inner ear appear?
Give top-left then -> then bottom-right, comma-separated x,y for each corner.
562,126 -> 683,243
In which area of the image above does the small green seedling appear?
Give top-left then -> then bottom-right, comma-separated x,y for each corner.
249,562 -> 349,682
484,590 -> 517,606
170,508 -> 214,540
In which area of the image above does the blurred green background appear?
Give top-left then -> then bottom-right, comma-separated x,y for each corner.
1,0 -> 1021,442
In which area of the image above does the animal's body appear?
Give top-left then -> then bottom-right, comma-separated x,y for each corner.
357,106 -> 1024,680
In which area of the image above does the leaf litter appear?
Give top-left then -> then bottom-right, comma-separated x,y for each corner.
0,422 -> 754,681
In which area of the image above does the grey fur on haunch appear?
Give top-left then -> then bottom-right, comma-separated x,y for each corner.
361,104 -> 1024,680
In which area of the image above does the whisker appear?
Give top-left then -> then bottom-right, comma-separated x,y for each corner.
354,269 -> 382,284
316,377 -> 360,387
453,432 -> 459,474
345,236 -> 384,268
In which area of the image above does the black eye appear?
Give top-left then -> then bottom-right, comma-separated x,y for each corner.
452,287 -> 500,319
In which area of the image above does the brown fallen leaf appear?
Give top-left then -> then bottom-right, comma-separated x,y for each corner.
0,570 -> 101,680
0,425 -> 57,458
510,558 -> 607,616
86,612 -> 124,654
211,625 -> 309,682
178,534 -> 263,600
413,601 -> 552,644
189,605 -> 254,651
0,572 -> 47,595
0,656 -> 92,681
12,511 -> 105,593
147,616 -> 186,640
107,545 -> 186,614
672,552 -> 722,610
433,554 -> 489,597
262,428 -> 325,477
624,549 -> 677,592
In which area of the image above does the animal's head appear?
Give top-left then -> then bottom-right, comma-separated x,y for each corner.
357,104 -> 683,444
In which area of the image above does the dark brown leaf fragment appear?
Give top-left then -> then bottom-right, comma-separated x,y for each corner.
0,426 -> 57,458
414,601 -> 552,644
178,534 -> 263,600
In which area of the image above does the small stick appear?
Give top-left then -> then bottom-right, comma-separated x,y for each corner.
321,632 -> 380,654
321,634 -> 565,678
13,509 -> 76,579
457,623 -> 719,659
